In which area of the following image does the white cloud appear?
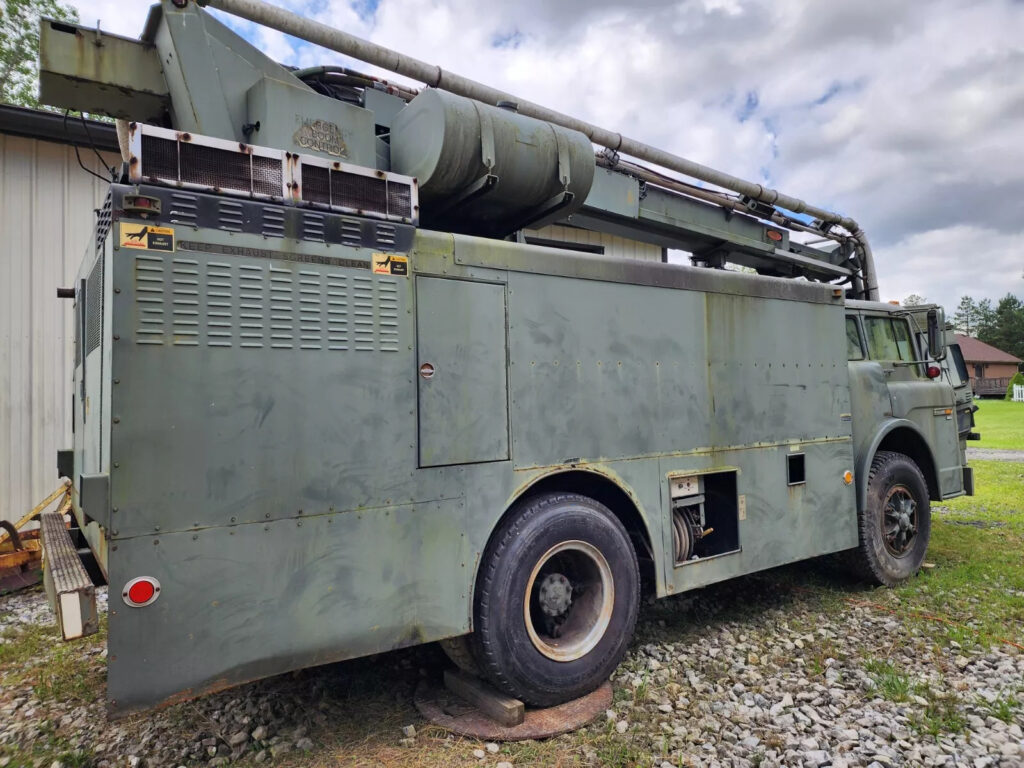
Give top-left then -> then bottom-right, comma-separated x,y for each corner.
876,225 -> 1023,310
66,0 -> 1024,310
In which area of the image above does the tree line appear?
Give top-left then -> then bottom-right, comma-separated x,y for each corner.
951,295 -> 1024,361
903,293 -> 1024,361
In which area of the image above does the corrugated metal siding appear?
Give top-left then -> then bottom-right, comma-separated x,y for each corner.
0,134 -> 116,523
526,224 -> 663,261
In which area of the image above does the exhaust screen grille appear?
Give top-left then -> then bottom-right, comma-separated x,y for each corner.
302,165 -> 331,206
387,181 -> 413,219
299,165 -> 413,221
141,134 -> 178,179
180,142 -> 255,194
331,172 -> 387,214
132,125 -> 415,224
140,134 -> 284,198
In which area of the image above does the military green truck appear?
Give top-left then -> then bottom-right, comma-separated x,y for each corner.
37,0 -> 975,714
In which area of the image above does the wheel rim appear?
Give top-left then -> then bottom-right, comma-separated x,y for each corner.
523,540 -> 614,662
882,485 -> 918,557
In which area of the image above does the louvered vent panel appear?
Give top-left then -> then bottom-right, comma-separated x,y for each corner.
218,199 -> 244,232
376,223 -> 397,249
169,192 -> 199,226
127,253 -> 398,353
269,267 -> 294,349
95,192 -> 113,253
262,207 -> 285,238
326,273 -> 349,351
134,254 -> 165,346
206,261 -> 233,348
238,264 -> 265,349
302,212 -> 326,242
299,271 -> 324,350
85,256 -> 103,353
340,218 -> 362,247
377,278 -> 400,353
352,275 -> 376,351
171,258 -> 200,346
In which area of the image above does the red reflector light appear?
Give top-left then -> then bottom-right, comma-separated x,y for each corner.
766,230 -> 783,242
926,365 -> 941,379
122,576 -> 161,607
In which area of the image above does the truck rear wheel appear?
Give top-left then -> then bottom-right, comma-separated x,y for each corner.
471,492 -> 640,707
851,451 -> 932,587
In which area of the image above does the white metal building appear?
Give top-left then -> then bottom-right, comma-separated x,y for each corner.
0,106 -> 117,524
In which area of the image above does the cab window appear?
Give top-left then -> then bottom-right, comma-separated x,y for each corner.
845,317 -> 865,360
865,317 -> 919,370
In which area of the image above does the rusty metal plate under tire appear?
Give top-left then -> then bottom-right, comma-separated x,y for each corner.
414,679 -> 611,741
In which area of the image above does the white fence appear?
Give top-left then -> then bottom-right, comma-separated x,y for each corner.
1014,384 -> 1024,403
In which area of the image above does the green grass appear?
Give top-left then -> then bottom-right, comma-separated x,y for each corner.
0,600 -> 107,705
885,460 -> 1024,649
972,398 -> 1024,449
985,694 -> 1019,724
863,659 -> 913,701
944,459 -> 1024,531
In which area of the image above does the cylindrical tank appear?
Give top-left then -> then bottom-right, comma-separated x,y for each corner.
389,89 -> 595,233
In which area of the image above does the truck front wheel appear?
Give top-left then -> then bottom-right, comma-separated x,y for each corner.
852,450 -> 932,587
471,492 -> 640,707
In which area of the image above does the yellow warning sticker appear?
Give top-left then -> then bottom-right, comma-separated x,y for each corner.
119,223 -> 174,252
372,253 -> 409,276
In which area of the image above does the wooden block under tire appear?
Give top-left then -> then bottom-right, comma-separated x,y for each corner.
443,669 -> 525,727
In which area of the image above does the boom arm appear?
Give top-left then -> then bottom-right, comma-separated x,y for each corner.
37,0 -> 878,299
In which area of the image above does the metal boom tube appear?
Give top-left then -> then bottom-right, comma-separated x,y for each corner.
199,0 -> 877,299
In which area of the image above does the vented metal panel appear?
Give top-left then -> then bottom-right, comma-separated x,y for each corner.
129,124 -> 418,226
95,191 -> 113,253
132,253 -> 401,353
302,164 -> 413,222
179,142 -> 260,195
141,134 -> 177,179
85,256 -> 103,354
302,165 -> 331,206
387,180 -> 413,219
168,191 -> 199,226
332,172 -> 387,214
252,155 -> 285,197
138,131 -> 285,199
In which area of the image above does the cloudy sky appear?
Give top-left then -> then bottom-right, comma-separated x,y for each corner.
69,0 -> 1024,310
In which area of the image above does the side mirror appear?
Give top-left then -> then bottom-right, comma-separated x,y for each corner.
927,308 -> 944,360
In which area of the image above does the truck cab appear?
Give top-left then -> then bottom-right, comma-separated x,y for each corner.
846,301 -> 972,507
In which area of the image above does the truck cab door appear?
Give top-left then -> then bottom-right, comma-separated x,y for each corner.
944,342 -> 977,441
863,314 -> 962,497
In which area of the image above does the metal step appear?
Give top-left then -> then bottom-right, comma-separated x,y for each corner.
40,511 -> 98,640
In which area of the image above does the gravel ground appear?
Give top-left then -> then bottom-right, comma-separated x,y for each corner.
966,449 -> 1024,463
1,569 -> 1022,768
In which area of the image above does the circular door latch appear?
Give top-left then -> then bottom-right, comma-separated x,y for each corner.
419,362 -> 436,379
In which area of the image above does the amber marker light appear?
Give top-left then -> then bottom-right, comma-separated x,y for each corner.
843,471 -> 854,485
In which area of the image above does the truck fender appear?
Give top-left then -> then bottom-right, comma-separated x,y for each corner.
473,466 -> 661,602
856,419 -> 940,511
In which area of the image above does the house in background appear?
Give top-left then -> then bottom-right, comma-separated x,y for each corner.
954,334 -> 1023,397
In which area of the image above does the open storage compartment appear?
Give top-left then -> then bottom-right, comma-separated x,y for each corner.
669,470 -> 740,564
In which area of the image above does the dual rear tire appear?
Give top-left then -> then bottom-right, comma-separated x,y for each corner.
450,492 -> 640,707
